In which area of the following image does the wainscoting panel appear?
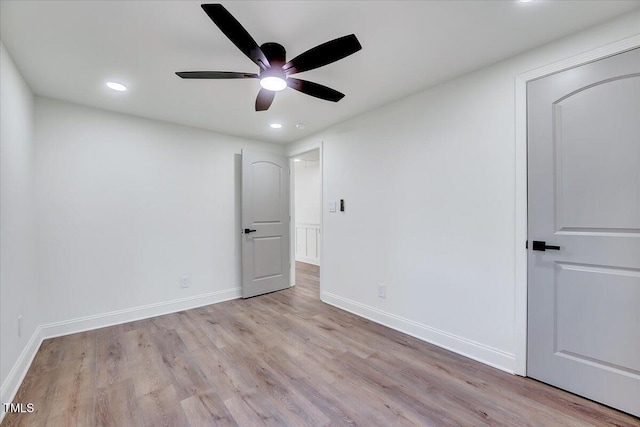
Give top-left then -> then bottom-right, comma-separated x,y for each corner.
295,223 -> 320,265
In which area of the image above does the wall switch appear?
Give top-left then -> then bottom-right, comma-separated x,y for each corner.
18,315 -> 23,337
329,202 -> 336,212
377,284 -> 386,298
180,276 -> 190,288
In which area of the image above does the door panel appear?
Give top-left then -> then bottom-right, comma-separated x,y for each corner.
253,236 -> 283,279
252,162 -> 283,222
242,150 -> 290,298
554,76 -> 640,232
555,263 -> 640,373
527,47 -> 640,416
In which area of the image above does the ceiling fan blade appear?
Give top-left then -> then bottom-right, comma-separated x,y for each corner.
255,88 -> 275,111
201,4 -> 270,70
176,71 -> 258,79
287,78 -> 345,102
282,34 -> 362,75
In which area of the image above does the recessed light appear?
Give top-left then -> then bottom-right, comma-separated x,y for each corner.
519,0 -> 534,2
106,82 -> 127,92
295,123 -> 306,129
294,159 -> 301,162
270,123 -> 282,129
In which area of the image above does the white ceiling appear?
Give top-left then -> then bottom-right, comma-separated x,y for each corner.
2,1 -> 639,144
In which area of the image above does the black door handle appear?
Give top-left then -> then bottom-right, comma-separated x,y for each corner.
532,241 -> 560,251
244,228 -> 257,234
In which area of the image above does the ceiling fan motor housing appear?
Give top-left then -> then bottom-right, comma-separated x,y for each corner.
260,42 -> 286,70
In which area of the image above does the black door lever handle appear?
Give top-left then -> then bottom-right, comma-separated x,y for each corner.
244,228 -> 257,234
532,241 -> 560,251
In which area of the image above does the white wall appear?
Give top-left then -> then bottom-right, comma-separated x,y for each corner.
0,43 -> 39,401
286,11 -> 640,373
294,161 -> 320,225
35,98 -> 283,327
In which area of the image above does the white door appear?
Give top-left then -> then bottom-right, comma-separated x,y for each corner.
242,149 -> 290,298
527,47 -> 640,416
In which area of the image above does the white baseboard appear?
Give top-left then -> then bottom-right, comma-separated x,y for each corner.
321,291 -> 516,374
41,287 -> 241,339
1,287 -> 240,423
1,326 -> 43,423
295,255 -> 320,266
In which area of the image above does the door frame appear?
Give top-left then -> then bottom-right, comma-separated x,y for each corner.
513,35 -> 640,376
287,141 -> 323,294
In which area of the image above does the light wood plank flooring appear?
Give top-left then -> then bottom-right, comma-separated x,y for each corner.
3,262 -> 638,426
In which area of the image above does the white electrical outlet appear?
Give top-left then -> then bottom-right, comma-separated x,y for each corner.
18,315 -> 23,337
377,284 -> 386,298
180,276 -> 190,288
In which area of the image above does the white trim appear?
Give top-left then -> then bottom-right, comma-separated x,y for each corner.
514,71 -> 529,377
295,222 -> 320,228
295,255 -> 320,266
513,35 -> 640,377
322,291 -> 516,374
40,287 -> 241,339
0,327 -> 43,423
319,142 -> 323,296
289,156 -> 297,287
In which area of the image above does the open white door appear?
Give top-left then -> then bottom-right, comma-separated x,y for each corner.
242,149 -> 290,298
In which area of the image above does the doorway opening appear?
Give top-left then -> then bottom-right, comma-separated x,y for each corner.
290,148 -> 321,299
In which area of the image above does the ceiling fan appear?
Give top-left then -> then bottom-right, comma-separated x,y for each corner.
176,4 -> 362,111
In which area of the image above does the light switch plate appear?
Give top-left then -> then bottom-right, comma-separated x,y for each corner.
329,202 -> 337,212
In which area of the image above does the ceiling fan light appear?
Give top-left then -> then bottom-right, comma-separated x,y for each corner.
260,76 -> 287,92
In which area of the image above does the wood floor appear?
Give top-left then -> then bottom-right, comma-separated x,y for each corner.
3,262 -> 638,426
